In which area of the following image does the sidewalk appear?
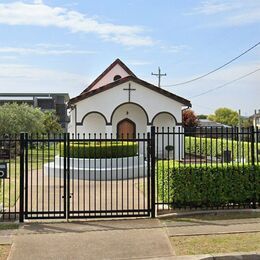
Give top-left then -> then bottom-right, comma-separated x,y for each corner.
3,216 -> 260,259
8,218 -> 175,260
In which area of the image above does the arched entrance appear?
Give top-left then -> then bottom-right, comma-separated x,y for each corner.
117,118 -> 136,139
111,103 -> 148,136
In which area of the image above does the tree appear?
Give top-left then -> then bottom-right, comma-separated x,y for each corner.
208,107 -> 239,126
182,109 -> 198,127
241,117 -> 253,128
0,103 -> 62,135
43,111 -> 63,134
197,114 -> 207,119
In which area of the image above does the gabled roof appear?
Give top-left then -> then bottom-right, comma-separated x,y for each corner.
198,119 -> 230,128
250,112 -> 260,119
69,75 -> 191,107
81,58 -> 137,94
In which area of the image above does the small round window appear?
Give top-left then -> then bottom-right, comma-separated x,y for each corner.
113,75 -> 122,81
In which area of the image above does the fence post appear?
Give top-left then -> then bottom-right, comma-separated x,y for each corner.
66,132 -> 70,221
150,126 -> 156,218
250,126 -> 256,209
19,133 -> 25,223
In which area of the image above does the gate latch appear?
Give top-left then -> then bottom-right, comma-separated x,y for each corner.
62,193 -> 73,199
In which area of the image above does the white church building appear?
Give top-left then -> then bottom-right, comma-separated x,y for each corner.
68,59 -> 191,141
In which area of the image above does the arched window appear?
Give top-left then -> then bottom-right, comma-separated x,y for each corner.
113,75 -> 122,81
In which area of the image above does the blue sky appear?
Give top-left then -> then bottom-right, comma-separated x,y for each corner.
0,0 -> 259,116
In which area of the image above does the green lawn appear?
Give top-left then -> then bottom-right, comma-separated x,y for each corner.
0,145 -> 58,207
162,211 -> 260,222
0,223 -> 19,230
171,233 -> 260,255
0,158 -> 20,208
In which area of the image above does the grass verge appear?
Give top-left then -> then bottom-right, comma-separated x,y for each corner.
162,211 -> 260,222
0,223 -> 19,230
171,232 -> 260,255
0,245 -> 11,260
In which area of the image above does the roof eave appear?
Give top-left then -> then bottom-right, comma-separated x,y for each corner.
69,76 -> 191,107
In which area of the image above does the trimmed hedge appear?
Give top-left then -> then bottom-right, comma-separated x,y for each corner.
184,136 -> 260,162
157,161 -> 260,208
60,141 -> 138,158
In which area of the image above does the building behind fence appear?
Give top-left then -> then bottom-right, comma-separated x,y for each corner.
0,127 -> 259,221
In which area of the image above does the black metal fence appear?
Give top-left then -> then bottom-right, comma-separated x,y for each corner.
0,134 -> 21,221
0,127 -> 259,221
0,133 -> 151,221
155,126 -> 260,213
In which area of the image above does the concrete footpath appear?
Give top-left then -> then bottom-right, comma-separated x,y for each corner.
8,219 -> 175,260
4,216 -> 260,259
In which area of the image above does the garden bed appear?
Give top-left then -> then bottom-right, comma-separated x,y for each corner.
60,141 -> 138,158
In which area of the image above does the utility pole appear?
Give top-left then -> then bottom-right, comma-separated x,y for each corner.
151,67 -> 166,88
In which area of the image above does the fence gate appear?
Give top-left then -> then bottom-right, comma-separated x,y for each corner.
23,134 -> 66,219
22,133 -> 153,220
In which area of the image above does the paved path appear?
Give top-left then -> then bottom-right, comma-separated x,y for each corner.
161,217 -> 260,236
5,215 -> 260,259
8,219 -> 175,260
25,170 -> 148,218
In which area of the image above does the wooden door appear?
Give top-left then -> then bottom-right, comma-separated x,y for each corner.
117,119 -> 136,139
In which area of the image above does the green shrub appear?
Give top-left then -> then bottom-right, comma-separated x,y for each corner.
184,136 -> 260,162
157,161 -> 260,208
60,141 -> 138,158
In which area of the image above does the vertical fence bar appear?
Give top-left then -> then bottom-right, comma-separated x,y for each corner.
250,126 -> 256,209
19,133 -> 25,223
251,126 -> 255,166
63,133 -> 67,220
24,133 -> 28,218
150,126 -> 156,218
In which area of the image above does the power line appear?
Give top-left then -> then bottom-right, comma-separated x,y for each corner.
191,67 -> 260,99
163,41 -> 260,87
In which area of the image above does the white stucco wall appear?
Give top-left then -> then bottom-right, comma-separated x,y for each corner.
111,103 -> 147,136
71,80 -> 184,132
153,113 -> 176,130
68,80 -> 187,159
68,107 -> 76,134
77,113 -> 106,137
152,113 -> 181,159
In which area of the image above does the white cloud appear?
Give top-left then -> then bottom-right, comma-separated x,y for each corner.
0,45 -> 96,55
33,0 -> 43,4
160,44 -> 190,54
0,63 -> 88,95
192,1 -> 241,15
0,55 -> 18,60
190,0 -> 260,27
127,60 -> 152,66
0,1 -> 154,47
